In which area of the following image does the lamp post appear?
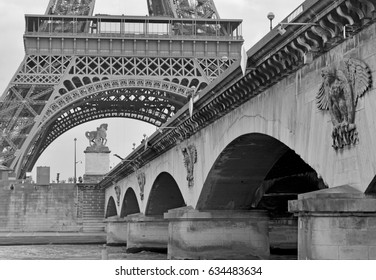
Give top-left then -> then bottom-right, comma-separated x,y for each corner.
267,12 -> 275,31
74,138 -> 77,184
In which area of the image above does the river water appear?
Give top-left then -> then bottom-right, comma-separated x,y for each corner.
0,244 -> 296,260
0,245 -> 166,260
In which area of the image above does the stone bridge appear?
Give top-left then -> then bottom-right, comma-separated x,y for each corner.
102,0 -> 376,260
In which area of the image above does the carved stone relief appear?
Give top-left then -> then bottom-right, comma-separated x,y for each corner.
181,144 -> 198,187
316,58 -> 372,150
114,185 -> 121,206
136,171 -> 146,200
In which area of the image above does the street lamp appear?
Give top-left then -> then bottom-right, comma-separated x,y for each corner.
74,138 -> 77,184
267,12 -> 275,31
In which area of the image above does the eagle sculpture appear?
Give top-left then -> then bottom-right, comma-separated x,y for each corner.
316,58 -> 372,150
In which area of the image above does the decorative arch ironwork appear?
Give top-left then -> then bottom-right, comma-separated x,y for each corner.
17,78 -> 192,178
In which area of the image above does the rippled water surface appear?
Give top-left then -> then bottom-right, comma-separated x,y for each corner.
0,245 -> 296,260
0,245 -> 166,260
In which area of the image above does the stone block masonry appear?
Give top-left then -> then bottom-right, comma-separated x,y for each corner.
289,186 -> 376,260
0,182 -> 105,233
77,184 -> 105,220
165,208 -> 270,260
0,183 -> 80,232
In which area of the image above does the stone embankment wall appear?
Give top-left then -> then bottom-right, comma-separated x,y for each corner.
0,182 -> 104,232
0,183 -> 79,231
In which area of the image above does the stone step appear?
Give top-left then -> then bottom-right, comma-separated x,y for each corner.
82,224 -> 105,227
82,227 -> 106,233
81,219 -> 106,232
82,215 -> 105,219
82,221 -> 105,224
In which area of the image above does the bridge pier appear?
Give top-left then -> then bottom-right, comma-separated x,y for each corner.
106,217 -> 127,246
165,208 -> 270,260
269,216 -> 298,254
289,186 -> 376,260
125,214 -> 168,253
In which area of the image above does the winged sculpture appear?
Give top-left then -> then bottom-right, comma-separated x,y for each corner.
316,58 -> 372,150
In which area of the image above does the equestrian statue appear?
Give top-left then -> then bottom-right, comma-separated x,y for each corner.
85,123 -> 108,148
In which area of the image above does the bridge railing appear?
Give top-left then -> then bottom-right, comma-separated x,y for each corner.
24,15 -> 242,40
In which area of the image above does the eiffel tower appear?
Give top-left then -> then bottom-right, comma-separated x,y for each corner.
0,0 -> 243,179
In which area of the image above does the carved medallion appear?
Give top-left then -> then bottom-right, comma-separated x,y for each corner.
181,144 -> 198,187
316,58 -> 372,150
114,185 -> 121,206
136,172 -> 146,200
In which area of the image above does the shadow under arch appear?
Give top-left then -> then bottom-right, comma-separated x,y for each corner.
196,133 -> 326,257
120,188 -> 140,218
145,172 -> 186,216
105,196 -> 118,218
196,133 -> 325,211
366,174 -> 376,193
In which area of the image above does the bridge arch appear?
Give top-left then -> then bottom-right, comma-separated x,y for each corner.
17,78 -> 193,178
105,196 -> 118,218
196,133 -> 325,211
145,172 -> 186,216
120,187 -> 140,218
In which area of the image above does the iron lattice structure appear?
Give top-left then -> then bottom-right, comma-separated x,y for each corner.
147,0 -> 219,19
0,0 -> 243,178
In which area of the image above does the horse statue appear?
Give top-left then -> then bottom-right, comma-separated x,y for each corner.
85,123 -> 108,147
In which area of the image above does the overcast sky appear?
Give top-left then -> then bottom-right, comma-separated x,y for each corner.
0,0 -> 303,181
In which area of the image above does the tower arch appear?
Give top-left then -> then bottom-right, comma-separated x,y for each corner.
16,78 -> 193,178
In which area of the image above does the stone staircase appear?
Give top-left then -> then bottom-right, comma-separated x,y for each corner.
81,218 -> 106,232
77,183 -> 106,233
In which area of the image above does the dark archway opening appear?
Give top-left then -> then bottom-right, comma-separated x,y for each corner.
120,188 -> 140,218
255,149 -> 326,258
366,175 -> 376,194
196,133 -> 289,210
145,172 -> 186,216
197,133 -> 326,259
105,196 -> 118,218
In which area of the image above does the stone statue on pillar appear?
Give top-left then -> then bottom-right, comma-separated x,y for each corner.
83,123 -> 110,182
85,123 -> 109,152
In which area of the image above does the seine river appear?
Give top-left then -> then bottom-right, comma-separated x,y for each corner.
0,244 -> 296,260
0,245 -> 166,260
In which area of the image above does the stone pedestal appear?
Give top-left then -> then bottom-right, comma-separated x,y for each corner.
106,217 -> 128,245
289,186 -> 376,260
125,214 -> 169,253
84,146 -> 110,183
164,208 -> 270,260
